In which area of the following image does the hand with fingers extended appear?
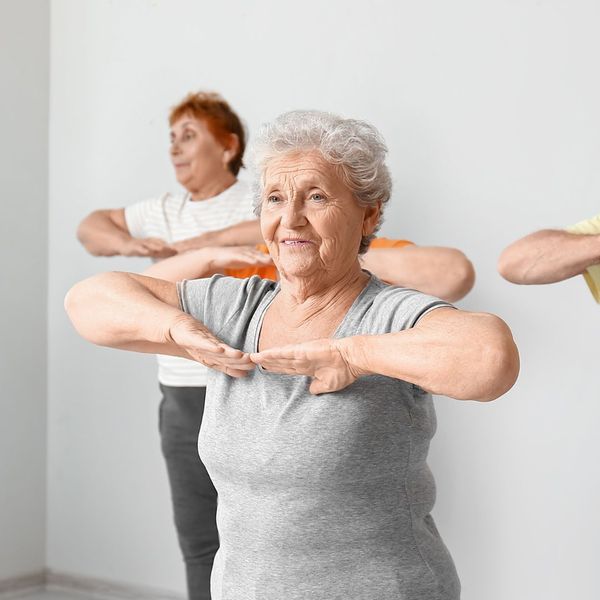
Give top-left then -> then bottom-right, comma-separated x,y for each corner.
170,232 -> 216,254
169,315 -> 254,378
250,338 -> 368,394
207,245 -> 273,272
121,237 -> 176,258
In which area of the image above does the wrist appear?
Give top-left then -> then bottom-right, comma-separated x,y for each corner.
334,336 -> 373,377
116,234 -> 134,255
164,311 -> 196,346
201,247 -> 222,273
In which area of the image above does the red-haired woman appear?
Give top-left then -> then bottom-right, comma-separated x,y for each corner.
77,92 -> 262,600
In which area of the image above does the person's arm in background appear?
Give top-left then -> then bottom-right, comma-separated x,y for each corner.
144,245 -> 273,282
498,229 -> 600,284
361,245 -> 475,302
77,208 -> 175,258
170,219 -> 263,254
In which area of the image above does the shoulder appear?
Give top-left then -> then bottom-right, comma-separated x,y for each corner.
126,192 -> 181,213
178,274 -> 276,324
365,276 -> 453,331
205,273 -> 275,301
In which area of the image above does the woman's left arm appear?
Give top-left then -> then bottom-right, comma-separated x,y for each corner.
251,308 -> 519,400
361,246 -> 475,302
340,308 -> 519,401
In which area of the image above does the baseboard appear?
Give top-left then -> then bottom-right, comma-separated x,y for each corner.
0,571 -> 45,597
0,569 -> 185,600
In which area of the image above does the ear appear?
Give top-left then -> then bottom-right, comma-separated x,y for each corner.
222,133 -> 240,164
362,201 -> 382,237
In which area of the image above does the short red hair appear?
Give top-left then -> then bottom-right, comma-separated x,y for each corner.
169,91 -> 246,175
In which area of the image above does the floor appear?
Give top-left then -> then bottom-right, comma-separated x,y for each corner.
5,592 -> 106,600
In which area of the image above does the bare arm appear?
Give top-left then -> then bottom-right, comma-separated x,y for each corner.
170,219 -> 263,254
144,246 -> 272,282
251,308 -> 519,401
361,246 -> 475,302
64,272 -> 254,376
77,208 -> 175,258
341,308 -> 519,401
497,229 -> 600,284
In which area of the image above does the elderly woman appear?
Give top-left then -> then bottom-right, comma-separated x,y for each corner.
66,111 -> 519,600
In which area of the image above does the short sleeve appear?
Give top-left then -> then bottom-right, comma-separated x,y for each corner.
124,197 -> 161,238
369,284 -> 453,334
177,274 -> 276,337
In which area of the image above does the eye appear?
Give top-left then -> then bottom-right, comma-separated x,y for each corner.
266,194 -> 281,204
310,192 -> 327,202
183,131 -> 194,141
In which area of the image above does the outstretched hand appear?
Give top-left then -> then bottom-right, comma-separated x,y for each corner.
123,237 -> 176,258
208,245 -> 273,271
250,338 -> 367,394
169,316 -> 254,377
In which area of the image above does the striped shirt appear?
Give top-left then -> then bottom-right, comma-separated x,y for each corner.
124,180 -> 255,386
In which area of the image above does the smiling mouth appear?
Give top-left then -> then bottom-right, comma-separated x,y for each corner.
281,240 -> 313,246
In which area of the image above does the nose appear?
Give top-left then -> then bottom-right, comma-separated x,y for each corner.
170,140 -> 180,156
280,198 -> 308,228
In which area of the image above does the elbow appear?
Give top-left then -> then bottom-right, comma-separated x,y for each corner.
76,221 -> 103,256
476,317 -> 520,402
445,251 -> 476,302
497,247 -> 528,284
65,280 -> 96,342
434,249 -> 476,302
64,274 -> 119,346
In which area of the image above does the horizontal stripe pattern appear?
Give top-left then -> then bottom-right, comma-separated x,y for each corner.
124,181 -> 255,386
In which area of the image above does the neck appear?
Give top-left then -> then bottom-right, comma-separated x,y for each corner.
187,171 -> 237,201
277,262 -> 369,324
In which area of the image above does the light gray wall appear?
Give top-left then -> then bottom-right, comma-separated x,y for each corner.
48,1 -> 600,598
0,0 -> 49,580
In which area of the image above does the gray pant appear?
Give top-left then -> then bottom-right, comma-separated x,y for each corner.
159,384 -> 218,600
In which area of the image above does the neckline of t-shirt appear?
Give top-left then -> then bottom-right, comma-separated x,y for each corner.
184,180 -> 244,207
251,271 -> 382,375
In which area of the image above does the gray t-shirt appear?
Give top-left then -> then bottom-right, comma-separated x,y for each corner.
178,274 -> 461,600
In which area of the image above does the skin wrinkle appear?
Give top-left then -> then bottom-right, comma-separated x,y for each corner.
260,151 -> 379,313
254,151 -> 381,342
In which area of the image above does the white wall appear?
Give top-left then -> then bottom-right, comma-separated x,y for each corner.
48,1 -> 600,598
0,0 -> 49,580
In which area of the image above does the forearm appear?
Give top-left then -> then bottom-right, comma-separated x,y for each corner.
339,310 -> 519,401
361,247 -> 475,302
77,212 -> 131,256
144,248 -> 218,282
65,271 -> 191,357
498,229 -> 600,284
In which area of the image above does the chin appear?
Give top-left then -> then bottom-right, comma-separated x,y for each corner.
278,260 -> 319,278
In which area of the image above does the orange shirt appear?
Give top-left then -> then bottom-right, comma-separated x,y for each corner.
225,237 -> 414,280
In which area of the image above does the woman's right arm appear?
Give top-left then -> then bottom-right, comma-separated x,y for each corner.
144,246 -> 272,282
498,229 -> 600,284
64,272 -> 254,376
77,208 -> 174,258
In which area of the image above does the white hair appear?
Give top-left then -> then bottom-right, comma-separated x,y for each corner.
249,110 -> 392,253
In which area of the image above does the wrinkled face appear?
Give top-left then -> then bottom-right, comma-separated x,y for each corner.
260,150 -> 379,281
169,116 -> 231,192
